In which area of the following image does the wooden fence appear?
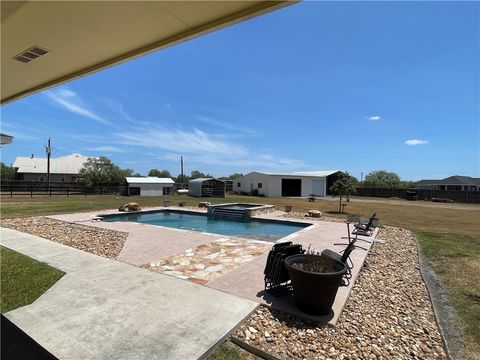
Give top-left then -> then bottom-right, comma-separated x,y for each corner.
355,187 -> 480,203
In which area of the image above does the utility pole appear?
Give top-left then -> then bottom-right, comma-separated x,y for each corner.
46,138 -> 51,187
180,156 -> 184,186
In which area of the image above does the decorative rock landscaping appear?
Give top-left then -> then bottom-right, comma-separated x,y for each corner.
142,238 -> 271,285
234,226 -> 447,359
1,216 -> 127,260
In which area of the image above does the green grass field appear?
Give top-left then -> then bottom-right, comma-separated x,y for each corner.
1,194 -> 479,358
1,246 -> 65,313
417,232 -> 480,359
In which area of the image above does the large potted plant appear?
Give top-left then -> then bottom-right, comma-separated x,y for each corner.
284,253 -> 347,315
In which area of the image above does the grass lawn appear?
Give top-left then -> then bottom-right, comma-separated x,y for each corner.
417,232 -> 480,360
1,194 -> 479,358
206,343 -> 247,360
1,246 -> 65,313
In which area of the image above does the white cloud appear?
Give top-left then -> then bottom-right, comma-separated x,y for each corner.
45,88 -> 111,125
405,139 -> 428,146
114,125 -> 305,171
86,146 -> 125,153
116,126 -> 248,157
366,115 -> 381,121
196,115 -> 261,136
104,99 -> 136,123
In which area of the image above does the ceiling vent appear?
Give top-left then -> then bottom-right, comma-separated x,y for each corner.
13,46 -> 48,63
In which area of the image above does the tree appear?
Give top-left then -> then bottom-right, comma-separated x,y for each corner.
363,170 -> 401,188
227,173 -> 243,180
78,157 -> 133,186
329,172 -> 357,213
0,162 -> 15,180
218,173 -> 243,180
148,169 -> 172,178
190,170 -> 213,179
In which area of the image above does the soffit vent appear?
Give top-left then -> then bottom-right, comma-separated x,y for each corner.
13,46 -> 48,63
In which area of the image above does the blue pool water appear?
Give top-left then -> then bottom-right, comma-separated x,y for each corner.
217,204 -> 258,210
101,210 -> 309,240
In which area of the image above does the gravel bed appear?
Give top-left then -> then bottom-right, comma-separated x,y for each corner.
235,226 -> 447,359
284,211 -> 345,223
1,216 -> 127,260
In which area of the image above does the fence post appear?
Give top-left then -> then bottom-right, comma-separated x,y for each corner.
85,188 -> 87,198
10,182 -> 13,198
100,187 -> 103,197
67,186 -> 69,197
49,185 -> 52,197
30,184 -> 33,198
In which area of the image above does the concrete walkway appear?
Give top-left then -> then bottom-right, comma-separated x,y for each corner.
1,227 -> 258,360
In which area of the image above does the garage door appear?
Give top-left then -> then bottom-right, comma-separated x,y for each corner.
312,179 -> 325,196
282,179 -> 302,197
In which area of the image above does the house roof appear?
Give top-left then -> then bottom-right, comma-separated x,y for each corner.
189,178 -> 224,183
0,133 -> 14,145
126,177 -> 174,184
416,176 -> 480,186
13,153 -> 91,174
253,170 -> 341,177
2,1 -> 295,104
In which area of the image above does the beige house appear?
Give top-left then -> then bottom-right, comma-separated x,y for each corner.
13,153 -> 91,182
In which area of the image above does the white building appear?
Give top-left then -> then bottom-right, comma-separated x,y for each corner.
126,177 -> 174,196
233,171 -> 342,197
13,153 -> 92,182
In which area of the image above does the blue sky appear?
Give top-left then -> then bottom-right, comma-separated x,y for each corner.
1,1 -> 479,180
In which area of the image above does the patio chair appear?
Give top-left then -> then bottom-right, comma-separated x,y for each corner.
322,222 -> 361,283
264,242 -> 305,295
352,213 -> 378,236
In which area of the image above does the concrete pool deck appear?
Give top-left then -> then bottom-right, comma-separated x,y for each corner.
1,227 -> 258,360
50,206 -> 377,325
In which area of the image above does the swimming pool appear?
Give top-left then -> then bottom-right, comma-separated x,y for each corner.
101,210 -> 310,241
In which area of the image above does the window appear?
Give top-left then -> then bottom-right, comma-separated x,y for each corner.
60,176 -> 65,182
258,183 -> 263,188
39,176 -> 45,182
237,182 -> 241,187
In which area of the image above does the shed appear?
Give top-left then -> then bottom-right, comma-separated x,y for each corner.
233,171 -> 343,198
126,177 -> 174,196
188,178 -> 226,198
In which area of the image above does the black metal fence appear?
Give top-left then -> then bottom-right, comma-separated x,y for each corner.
0,181 -> 127,197
355,187 -> 480,203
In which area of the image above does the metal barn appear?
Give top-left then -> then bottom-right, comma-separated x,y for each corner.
188,178 -> 226,198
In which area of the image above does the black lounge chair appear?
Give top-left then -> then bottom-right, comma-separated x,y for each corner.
323,221 -> 365,283
264,242 -> 305,295
353,213 -> 378,236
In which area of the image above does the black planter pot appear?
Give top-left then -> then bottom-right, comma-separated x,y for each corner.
284,254 -> 347,315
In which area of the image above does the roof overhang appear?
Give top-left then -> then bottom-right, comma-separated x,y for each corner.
0,133 -> 14,145
1,1 -> 297,104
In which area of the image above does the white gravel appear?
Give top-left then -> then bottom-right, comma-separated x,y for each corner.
234,226 -> 447,359
1,216 -> 127,259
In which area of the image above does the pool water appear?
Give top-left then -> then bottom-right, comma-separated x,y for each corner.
218,204 -> 257,210
101,210 -> 309,240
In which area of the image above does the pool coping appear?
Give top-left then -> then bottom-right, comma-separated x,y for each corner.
48,206 -> 376,326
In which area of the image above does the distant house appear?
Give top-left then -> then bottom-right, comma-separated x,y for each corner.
188,178 -> 226,197
233,171 -> 343,197
126,177 -> 174,196
13,153 -> 91,183
416,176 -> 480,191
